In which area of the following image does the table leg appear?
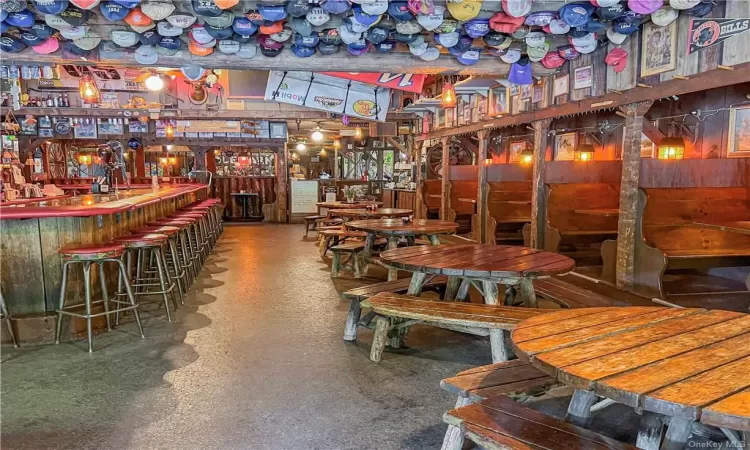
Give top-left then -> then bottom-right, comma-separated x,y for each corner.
456,279 -> 471,302
565,389 -> 598,427
482,280 -> 510,362
389,272 -> 428,349
386,237 -> 399,281
444,276 -> 462,301
406,236 -> 416,246
428,234 -> 441,245
635,412 -> 665,450
516,278 -> 538,308
663,417 -> 695,450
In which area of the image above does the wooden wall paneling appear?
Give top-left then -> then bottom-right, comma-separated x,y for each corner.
38,218 -> 61,312
660,15 -> 700,81
569,53 -> 594,101
440,137 -> 450,220
698,3 -> 725,72
591,45 -> 608,98
722,1 -> 750,66
639,159 -> 749,188
1,219 -> 46,314
486,164 -> 533,182
545,161 -> 623,183
607,31 -> 639,92
697,89 -> 729,157
554,64 -> 570,106
449,165 -> 479,181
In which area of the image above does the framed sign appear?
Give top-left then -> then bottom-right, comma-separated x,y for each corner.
74,121 -> 97,139
489,86 -> 508,116
554,75 -> 569,97
554,132 -> 577,161
641,21 -> 677,77
728,104 -> 750,157
573,66 -> 593,90
509,140 -> 527,163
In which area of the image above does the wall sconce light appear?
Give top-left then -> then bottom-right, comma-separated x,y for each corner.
165,122 -> 175,140
159,156 -> 168,165
78,74 -> 100,104
319,148 -> 327,157
78,154 -> 91,164
520,148 -> 533,164
575,144 -> 595,162
354,127 -> 363,139
168,156 -> 177,165
484,158 -> 493,166
333,139 -> 341,149
657,136 -> 685,160
441,83 -> 457,108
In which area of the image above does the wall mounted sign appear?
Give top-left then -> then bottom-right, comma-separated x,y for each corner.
688,18 -> 750,54
321,73 -> 426,94
642,21 -> 678,77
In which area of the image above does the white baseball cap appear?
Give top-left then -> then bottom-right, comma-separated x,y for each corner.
417,6 -> 445,31
651,6 -> 679,26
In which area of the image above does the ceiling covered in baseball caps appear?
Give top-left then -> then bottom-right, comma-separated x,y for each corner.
0,0 -> 717,76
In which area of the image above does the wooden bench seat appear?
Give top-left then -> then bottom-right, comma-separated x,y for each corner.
533,277 -> 626,309
440,360 -> 560,450
661,247 -> 750,258
318,229 -> 367,256
342,276 -> 448,341
330,239 -> 386,279
361,292 -> 543,362
303,215 -> 325,237
444,396 -> 637,450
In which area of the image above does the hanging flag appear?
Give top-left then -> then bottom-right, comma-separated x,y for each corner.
687,18 -> 750,54
321,72 -> 426,94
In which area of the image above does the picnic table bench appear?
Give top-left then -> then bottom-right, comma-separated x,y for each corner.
532,277 -> 626,309
361,293 -> 543,362
330,238 -> 386,279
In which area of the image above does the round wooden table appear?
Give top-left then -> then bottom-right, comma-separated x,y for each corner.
328,208 -> 412,219
379,244 -> 574,307
345,219 -> 459,280
316,201 -> 383,211
512,307 -> 750,450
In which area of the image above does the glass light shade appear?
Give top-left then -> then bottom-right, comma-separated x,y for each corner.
575,144 -> 595,162
165,124 -> 175,139
168,157 -> 177,165
657,136 -> 685,160
520,149 -> 533,164
78,154 -> 91,164
78,74 -> 100,104
144,74 -> 164,91
319,148 -> 327,157
441,83 -> 457,108
311,130 -> 324,142
296,142 -> 306,151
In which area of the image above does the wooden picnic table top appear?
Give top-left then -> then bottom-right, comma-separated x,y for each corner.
574,208 -> 620,217
457,198 -> 477,204
512,307 -> 750,430
345,218 -> 458,237
693,220 -> 750,235
379,244 -> 574,279
328,208 -> 412,218
316,201 -> 383,209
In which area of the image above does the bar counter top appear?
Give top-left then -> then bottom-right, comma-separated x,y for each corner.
0,184 -> 207,220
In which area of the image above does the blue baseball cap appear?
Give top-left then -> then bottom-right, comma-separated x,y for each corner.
0,23 -> 8,33
232,16 -> 257,35
232,32 -> 252,43
352,5 -> 380,27
32,0 -> 68,14
365,26 -> 388,44
508,59 -> 533,85
595,4 -> 625,20
290,43 -> 315,57
20,31 -> 43,46
456,48 -> 481,65
435,31 -> 459,47
559,2 -> 595,27
317,41 -> 339,54
347,41 -> 369,56
30,21 -> 53,39
686,1 -> 713,16
139,29 -> 161,44
294,33 -> 318,47
557,44 -> 579,60
259,3 -> 286,21
0,10 -> 6,21
204,24 -> 233,39
100,1 -> 129,20
112,0 -> 140,7
613,18 -> 639,35
464,18 -> 490,38
393,32 -> 418,43
286,0 -> 309,17
6,9 -> 34,27
192,0 -> 222,17
388,1 -> 413,21
448,35 -> 472,55
524,11 -> 556,27
62,39 -> 92,56
158,35 -> 182,50
320,0 -> 349,15
319,28 -> 341,45
0,34 -> 26,52
60,6 -> 90,26
373,39 -> 395,53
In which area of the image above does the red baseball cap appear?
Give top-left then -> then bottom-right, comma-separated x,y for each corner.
605,48 -> 628,73
541,51 -> 565,69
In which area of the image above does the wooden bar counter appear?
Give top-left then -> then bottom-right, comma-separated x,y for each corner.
0,184 -> 208,343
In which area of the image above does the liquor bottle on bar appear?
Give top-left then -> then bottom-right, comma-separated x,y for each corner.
63,93 -> 69,107
46,94 -> 53,107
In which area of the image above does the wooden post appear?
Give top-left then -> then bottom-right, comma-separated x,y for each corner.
615,101 -> 654,290
529,119 -> 552,249
205,148 -> 216,173
276,143 -> 289,223
475,130 -> 490,243
414,140 -> 425,220
440,137 -> 450,221
136,145 -> 145,178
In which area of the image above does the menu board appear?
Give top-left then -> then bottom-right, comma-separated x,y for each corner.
291,180 -> 319,214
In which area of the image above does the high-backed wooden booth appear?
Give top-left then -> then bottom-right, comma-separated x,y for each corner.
482,165 -> 532,245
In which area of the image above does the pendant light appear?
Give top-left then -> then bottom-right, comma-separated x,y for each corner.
575,143 -> 595,162
311,125 -> 324,142
78,74 -> 100,104
319,148 -> 327,157
520,148 -> 533,164
296,142 -> 307,152
354,127 -> 363,139
165,122 -> 175,140
441,77 -> 457,109
78,154 -> 92,165
144,73 -> 165,91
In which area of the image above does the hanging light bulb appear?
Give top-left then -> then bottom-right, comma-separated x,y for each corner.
319,148 -> 327,157
165,122 -> 175,139
296,142 -> 306,151
291,151 -> 299,160
441,82 -> 457,108
78,154 -> 91,164
144,73 -> 165,91
78,74 -> 100,104
169,156 -> 177,165
160,156 -> 168,165
484,158 -> 493,166
333,138 -> 341,149
311,126 -> 324,142
354,127 -> 363,139
521,148 -> 533,164
165,145 -> 173,151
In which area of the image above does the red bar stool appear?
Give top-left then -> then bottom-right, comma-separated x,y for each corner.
149,219 -> 198,284
135,225 -> 186,304
114,233 -> 178,323
171,212 -> 209,263
182,206 -> 218,248
55,242 -> 144,352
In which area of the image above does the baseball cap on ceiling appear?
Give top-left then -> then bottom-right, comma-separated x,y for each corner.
499,47 -> 521,63
387,1 -> 413,21
270,25 -> 292,42
686,1 -> 712,16
352,5 -> 381,28
435,18 -> 457,33
394,31 -> 418,43
203,9 -> 234,27
100,1 -> 129,20
140,0 -> 174,20
139,29 -> 161,44
594,0 -> 620,6
285,0 -> 308,17
218,39 -> 239,53
306,7 -> 330,26
338,23 -> 362,43
456,48 -> 480,65
257,33 -> 282,49
651,6 -> 679,26
464,18 -> 490,38
294,33 -> 318,47
291,43 -> 316,57
259,3 -> 286,21
192,0 -> 222,17
362,0 -> 387,15
124,6 -> 152,27
244,9 -> 263,24
1,0 -> 28,12
134,43 -> 158,63
69,0 -> 99,10
365,26 -> 388,44
396,20 -> 422,34
317,41 -> 339,54
527,42 -> 548,62
484,32 -> 512,49
5,8 -> 33,27
606,47 -> 628,72
73,31 -> 100,49
446,0 -> 481,21
44,14 -> 70,29
158,34 -> 182,50
559,2 -> 595,27
233,16 -> 257,35
204,23 -> 233,39
489,12 -> 524,34
111,29 -> 138,46
511,25 -> 530,39
112,0 -> 140,7
20,31 -> 45,46
189,24 -> 213,43
0,34 -> 26,52
236,42 -> 257,58
669,0 -> 699,9
408,35 -> 426,55
606,27 -> 627,44
595,3 -> 626,20
447,34 -> 471,54
574,39 -> 597,54
259,43 -> 283,57
525,31 -> 546,47
154,43 -> 178,55
62,39 -> 92,56
32,0 -> 68,14
541,51 -> 565,68
416,5 -> 444,31
569,31 -> 596,46
214,0 -> 238,9
188,39 -> 213,55
30,21 -> 54,39
420,46 -> 439,61
508,58 -> 533,85
157,21 -> 183,36
525,10 -> 556,27
259,20 -> 283,34
502,0 -> 531,18
435,30 -> 459,47
59,24 -> 87,38
232,32 -> 252,42
545,17 -> 571,34
166,13 -> 195,28
613,18 -> 639,35
373,40 -> 394,52
347,42 -> 368,56
558,44 -> 579,60
628,0 -> 663,14
319,28 -> 342,45
320,0 -> 350,15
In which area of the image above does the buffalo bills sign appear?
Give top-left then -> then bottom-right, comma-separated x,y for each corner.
688,18 -> 750,54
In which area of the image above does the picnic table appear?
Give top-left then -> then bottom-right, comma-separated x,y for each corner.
345,218 -> 458,280
379,244 -> 575,308
512,307 -> 750,450
574,208 -> 620,217
328,208 -> 412,220
316,201 -> 382,211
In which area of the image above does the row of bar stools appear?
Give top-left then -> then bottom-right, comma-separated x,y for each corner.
55,243 -> 145,352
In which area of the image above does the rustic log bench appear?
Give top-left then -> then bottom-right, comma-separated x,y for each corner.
532,277 -> 626,309
318,229 -> 368,256
525,183 -> 620,259
601,187 -> 750,298
444,395 -> 637,450
440,360 -> 559,450
443,180 -> 477,234
303,214 -> 325,237
419,179 -> 442,219
330,239 -> 386,279
342,275 -> 449,341
360,292 -> 543,362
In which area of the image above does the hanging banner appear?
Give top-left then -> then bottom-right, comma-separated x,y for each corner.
687,18 -> 750,54
264,71 -> 391,122
321,72 -> 426,94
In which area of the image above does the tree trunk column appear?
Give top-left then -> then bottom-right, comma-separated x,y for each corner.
276,143 -> 289,223
529,119 -> 552,249
440,136 -> 450,221
475,130 -> 490,243
414,140 -> 426,220
616,101 -> 654,290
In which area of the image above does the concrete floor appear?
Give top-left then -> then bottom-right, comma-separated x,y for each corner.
0,224 -> 730,449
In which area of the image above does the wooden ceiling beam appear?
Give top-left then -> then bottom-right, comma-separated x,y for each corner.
416,62 -> 750,141
2,50 -> 555,76
38,136 -> 286,149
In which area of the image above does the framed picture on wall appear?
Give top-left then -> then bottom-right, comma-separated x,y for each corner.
640,132 -> 655,158
510,84 -> 520,96
74,121 -> 97,139
554,132 -> 577,160
554,75 -> 569,97
489,86 -> 508,116
641,21 -> 677,77
509,140 -> 527,163
39,128 -> 54,137
728,104 -> 750,157
573,66 -> 593,89
532,84 -> 543,103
